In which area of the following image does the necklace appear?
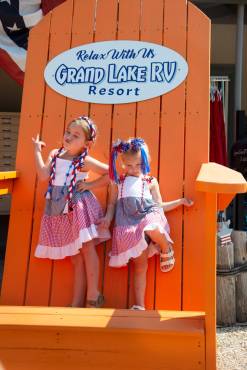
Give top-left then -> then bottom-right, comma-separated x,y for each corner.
45,147 -> 87,203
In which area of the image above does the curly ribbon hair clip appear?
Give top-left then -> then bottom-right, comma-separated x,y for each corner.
109,138 -> 150,183
77,116 -> 96,143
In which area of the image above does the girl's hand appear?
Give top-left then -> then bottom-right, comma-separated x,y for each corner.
182,198 -> 194,207
96,216 -> 111,229
76,180 -> 92,192
32,134 -> 46,153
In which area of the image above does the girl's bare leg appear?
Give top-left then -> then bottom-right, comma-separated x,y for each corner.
145,229 -> 174,269
132,249 -> 149,308
81,241 -> 101,306
71,252 -> 87,307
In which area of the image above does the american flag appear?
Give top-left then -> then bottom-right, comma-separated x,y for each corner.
217,220 -> 232,246
217,234 -> 232,246
0,0 -> 65,85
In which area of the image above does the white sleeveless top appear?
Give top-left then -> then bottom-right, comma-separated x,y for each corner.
117,176 -> 153,200
53,158 -> 88,186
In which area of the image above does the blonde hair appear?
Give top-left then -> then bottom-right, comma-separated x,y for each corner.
68,116 -> 97,143
122,138 -> 150,161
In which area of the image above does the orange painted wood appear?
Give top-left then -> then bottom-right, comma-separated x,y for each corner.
156,0 -> 187,310
103,0 -> 141,309
0,14 -> 51,305
0,2 -> 236,368
0,305 -> 205,317
66,0 -> 95,120
196,162 -> 247,211
217,193 -> 236,211
0,307 -> 205,330
196,162 -> 247,193
0,336 -> 205,370
49,0 -> 96,308
183,2 -> 211,311
89,0 -> 118,307
24,0 -> 74,307
0,180 -> 14,195
204,192 -> 217,370
128,0 -> 164,310
49,0 -> 101,307
0,308 -> 205,370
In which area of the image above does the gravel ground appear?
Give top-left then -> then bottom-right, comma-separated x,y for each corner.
217,325 -> 247,370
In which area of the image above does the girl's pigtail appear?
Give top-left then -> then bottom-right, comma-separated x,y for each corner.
45,147 -> 64,200
64,147 -> 88,213
109,147 -> 119,183
109,140 -> 129,183
130,138 -> 150,175
141,146 -> 150,175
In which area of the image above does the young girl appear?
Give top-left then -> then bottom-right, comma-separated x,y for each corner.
99,138 -> 193,310
32,116 -> 110,308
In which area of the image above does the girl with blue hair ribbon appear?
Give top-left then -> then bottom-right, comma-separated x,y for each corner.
98,138 -> 193,310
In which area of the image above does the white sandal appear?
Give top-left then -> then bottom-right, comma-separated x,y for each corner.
130,305 -> 146,311
160,249 -> 175,272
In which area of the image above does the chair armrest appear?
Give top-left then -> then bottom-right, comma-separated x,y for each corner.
195,162 -> 247,210
0,171 -> 19,195
196,162 -> 247,194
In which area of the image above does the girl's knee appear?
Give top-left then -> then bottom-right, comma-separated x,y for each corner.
134,263 -> 148,275
133,256 -> 148,274
71,253 -> 82,265
81,241 -> 96,256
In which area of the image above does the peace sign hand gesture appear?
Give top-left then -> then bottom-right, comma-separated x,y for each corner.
32,134 -> 46,153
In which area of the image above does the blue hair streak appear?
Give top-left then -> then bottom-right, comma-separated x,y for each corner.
140,146 -> 150,175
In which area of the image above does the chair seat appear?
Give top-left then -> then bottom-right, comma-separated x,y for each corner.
0,306 -> 206,370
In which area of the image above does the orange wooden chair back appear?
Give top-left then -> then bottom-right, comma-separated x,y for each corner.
0,0 -> 210,312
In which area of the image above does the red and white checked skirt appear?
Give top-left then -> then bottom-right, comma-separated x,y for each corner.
35,190 -> 110,260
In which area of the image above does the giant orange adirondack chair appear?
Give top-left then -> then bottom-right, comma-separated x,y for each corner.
0,1 -> 246,369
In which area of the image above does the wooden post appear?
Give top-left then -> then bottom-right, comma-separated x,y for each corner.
217,241 -> 236,325
231,230 -> 247,322
217,241 -> 234,269
231,230 -> 247,266
236,272 -> 247,322
205,192 -> 217,370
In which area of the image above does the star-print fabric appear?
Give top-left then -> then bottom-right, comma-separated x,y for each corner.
0,0 -> 65,85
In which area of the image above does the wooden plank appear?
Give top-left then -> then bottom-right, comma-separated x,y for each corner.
0,306 -> 205,318
66,0 -> 95,120
0,317 -> 204,335
0,14 -> 51,305
0,171 -> 18,180
204,192 -> 217,370
0,330 -> 205,370
0,309 -> 205,370
49,0 -> 95,308
0,179 -> 14,195
25,0 -> 74,306
196,163 -> 247,193
103,0 -> 141,309
128,0 -> 164,310
0,310 -> 205,329
183,2 -> 211,311
49,0 -> 117,307
89,0 -> 118,307
0,344 -> 205,370
217,193 -> 235,211
155,0 -> 187,310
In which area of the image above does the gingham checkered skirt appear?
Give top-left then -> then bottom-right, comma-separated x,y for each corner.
109,209 -> 172,267
35,190 -> 110,260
